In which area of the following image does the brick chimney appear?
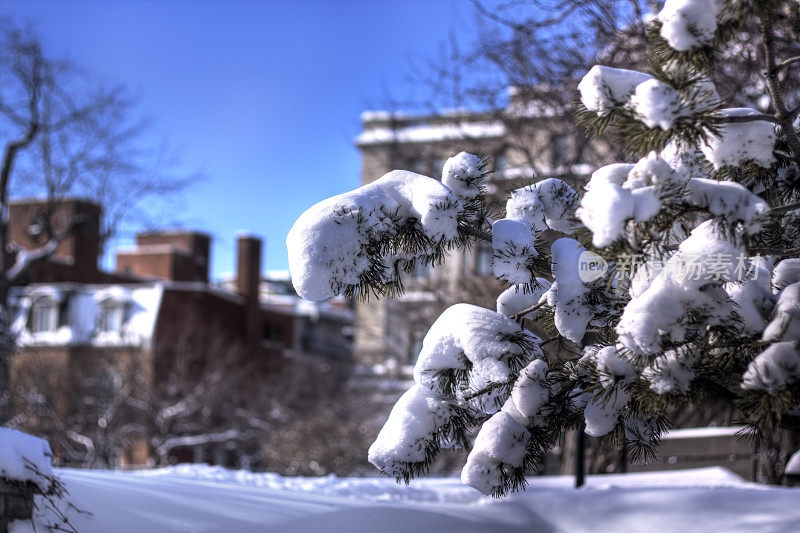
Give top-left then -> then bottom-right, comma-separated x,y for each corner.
8,199 -> 101,283
236,234 -> 262,357
116,230 -> 211,282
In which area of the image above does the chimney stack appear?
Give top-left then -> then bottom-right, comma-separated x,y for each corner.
236,234 -> 262,358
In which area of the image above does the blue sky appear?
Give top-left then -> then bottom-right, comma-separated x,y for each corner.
3,0 -> 476,278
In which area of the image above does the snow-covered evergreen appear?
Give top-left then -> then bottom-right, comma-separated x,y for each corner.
287,1 -> 800,497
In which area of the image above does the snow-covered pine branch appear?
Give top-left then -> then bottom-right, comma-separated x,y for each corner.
287,152 -> 489,301
287,0 -> 800,497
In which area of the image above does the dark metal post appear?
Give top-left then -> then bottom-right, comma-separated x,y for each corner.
620,436 -> 628,474
575,424 -> 586,487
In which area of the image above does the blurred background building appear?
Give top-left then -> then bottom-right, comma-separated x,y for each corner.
7,198 -> 353,467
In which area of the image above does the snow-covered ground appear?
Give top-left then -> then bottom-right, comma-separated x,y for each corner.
12,465 -> 800,533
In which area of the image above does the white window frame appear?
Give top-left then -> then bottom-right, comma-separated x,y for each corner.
30,296 -> 58,333
97,299 -> 126,333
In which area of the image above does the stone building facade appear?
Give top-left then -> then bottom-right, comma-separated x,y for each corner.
353,95 -> 611,370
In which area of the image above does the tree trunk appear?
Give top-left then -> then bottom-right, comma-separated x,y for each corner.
0,285 -> 13,423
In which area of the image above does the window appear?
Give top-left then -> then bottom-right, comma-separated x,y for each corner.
30,296 -> 58,333
409,336 -> 424,364
493,153 -> 509,173
412,260 -> 434,280
473,242 -> 493,277
411,158 -> 427,175
97,300 -> 126,333
552,134 -> 570,167
432,157 -> 446,176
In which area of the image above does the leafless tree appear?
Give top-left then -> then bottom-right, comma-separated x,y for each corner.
0,21 -> 195,414
387,1 -> 799,174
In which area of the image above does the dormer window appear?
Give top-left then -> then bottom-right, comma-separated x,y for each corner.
97,299 -> 126,333
412,260 -> 433,280
30,296 -> 58,333
493,153 -> 509,173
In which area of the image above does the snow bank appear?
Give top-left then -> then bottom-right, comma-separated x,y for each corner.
13,465 -> 800,533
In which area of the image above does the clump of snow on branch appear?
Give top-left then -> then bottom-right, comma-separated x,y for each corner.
629,79 -> 687,130
724,275 -> 774,336
772,258 -> 800,292
461,411 -> 530,495
509,360 -> 551,422
546,239 -> 594,343
462,359 -> 552,495
368,385 -> 454,478
369,303 -> 543,481
616,221 -> 743,355
577,156 -> 667,247
496,280 -> 552,317
442,151 -> 484,205
763,282 -> 800,343
491,218 -> 538,286
0,427 -> 54,491
578,65 -> 652,116
642,349 -> 699,394
413,303 -> 540,395
594,346 -> 637,389
505,178 -> 581,234
584,391 -> 629,437
287,169 -> 466,301
741,342 -> 800,395
579,146 -> 771,247
657,0 -> 721,51
701,109 -> 776,169
686,178 -> 770,233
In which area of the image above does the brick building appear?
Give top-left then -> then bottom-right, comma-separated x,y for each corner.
8,198 -> 352,466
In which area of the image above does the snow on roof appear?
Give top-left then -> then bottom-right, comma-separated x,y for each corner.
360,110 -> 408,122
162,281 -> 245,305
234,230 -> 262,239
115,244 -> 194,256
261,294 -> 353,322
264,269 -> 291,281
356,121 -> 506,146
493,163 -> 593,181
661,426 -> 747,440
12,283 -> 164,349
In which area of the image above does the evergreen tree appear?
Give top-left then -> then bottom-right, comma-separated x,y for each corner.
287,0 -> 800,496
